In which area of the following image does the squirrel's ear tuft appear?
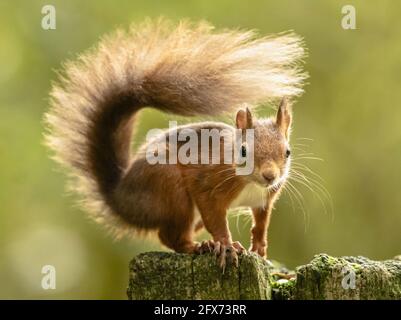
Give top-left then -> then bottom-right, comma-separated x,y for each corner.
236,107 -> 253,129
276,97 -> 292,139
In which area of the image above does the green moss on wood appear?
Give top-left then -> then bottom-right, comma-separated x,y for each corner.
192,253 -> 239,299
127,252 -> 193,299
127,252 -> 401,300
272,278 -> 296,300
294,254 -> 401,300
239,253 -> 272,299
128,251 -> 271,300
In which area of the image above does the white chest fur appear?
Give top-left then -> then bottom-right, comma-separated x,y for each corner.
229,182 -> 268,209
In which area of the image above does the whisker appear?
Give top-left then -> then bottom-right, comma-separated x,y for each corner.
290,167 -> 334,220
291,168 -> 333,205
291,162 -> 325,183
292,147 -> 308,154
292,156 -> 324,162
214,167 -> 236,175
293,143 -> 310,147
211,174 -> 237,194
289,174 -> 329,217
295,137 -> 314,141
282,183 -> 297,214
286,180 -> 309,231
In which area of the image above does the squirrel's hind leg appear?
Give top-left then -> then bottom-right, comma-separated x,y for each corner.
158,218 -> 200,254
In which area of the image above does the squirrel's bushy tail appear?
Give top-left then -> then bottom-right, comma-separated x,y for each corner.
45,19 -> 307,235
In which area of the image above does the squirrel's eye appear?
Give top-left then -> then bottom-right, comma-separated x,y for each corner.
241,145 -> 247,158
286,149 -> 291,158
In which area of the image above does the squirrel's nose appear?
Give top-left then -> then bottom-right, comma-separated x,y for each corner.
262,172 -> 276,184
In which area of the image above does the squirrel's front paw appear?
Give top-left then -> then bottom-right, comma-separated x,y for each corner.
195,240 -> 215,254
213,241 -> 246,271
195,240 -> 246,271
250,241 -> 267,257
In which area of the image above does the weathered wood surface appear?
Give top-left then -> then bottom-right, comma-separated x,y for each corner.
127,252 -> 401,300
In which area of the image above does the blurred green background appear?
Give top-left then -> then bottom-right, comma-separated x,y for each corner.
1,0 -> 400,299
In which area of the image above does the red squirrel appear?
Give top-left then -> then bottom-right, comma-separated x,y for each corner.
45,19 -> 307,268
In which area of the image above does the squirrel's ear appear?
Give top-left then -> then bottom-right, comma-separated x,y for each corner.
236,107 -> 253,130
276,97 -> 292,139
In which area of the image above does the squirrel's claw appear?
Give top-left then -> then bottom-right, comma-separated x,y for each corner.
232,241 -> 247,255
197,239 -> 246,271
218,245 -> 238,271
213,241 -> 221,257
214,241 -> 246,271
198,240 -> 214,254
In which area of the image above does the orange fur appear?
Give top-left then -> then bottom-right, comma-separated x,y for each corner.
44,19 -> 307,256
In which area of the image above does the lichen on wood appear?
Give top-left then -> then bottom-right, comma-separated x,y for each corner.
127,252 -> 401,300
294,254 -> 401,300
127,251 -> 272,300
